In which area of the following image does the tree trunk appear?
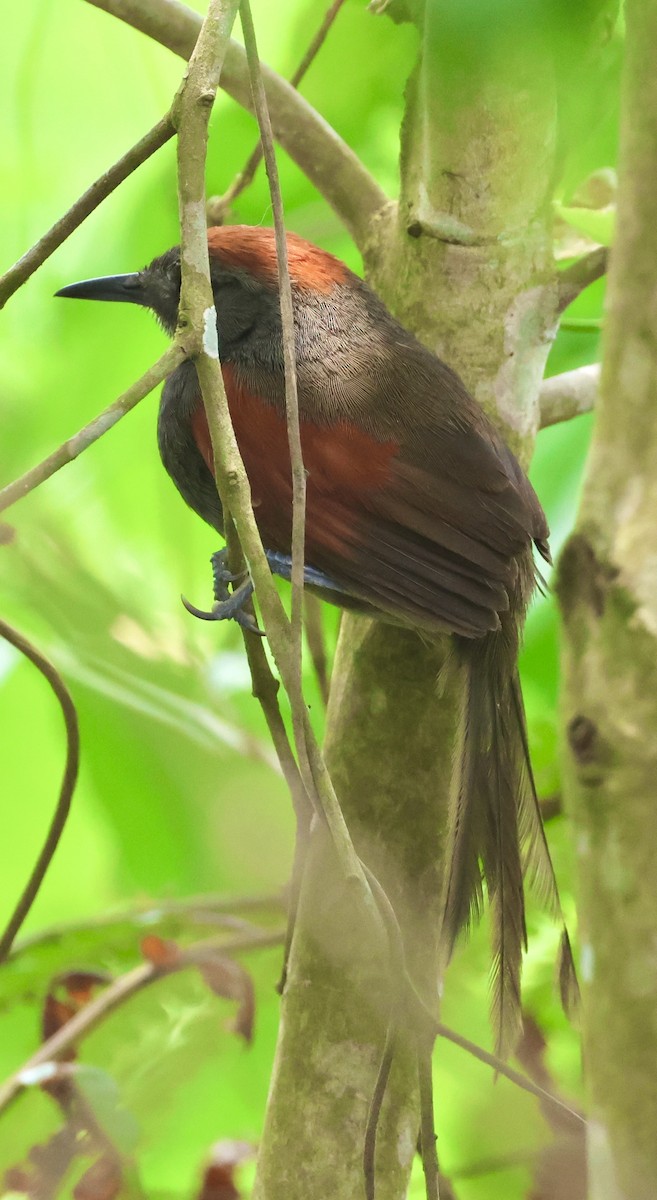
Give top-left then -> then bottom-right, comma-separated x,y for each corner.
558,3 -> 657,1196
253,12 -> 589,1200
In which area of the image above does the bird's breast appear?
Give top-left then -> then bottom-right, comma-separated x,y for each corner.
190,362 -> 399,560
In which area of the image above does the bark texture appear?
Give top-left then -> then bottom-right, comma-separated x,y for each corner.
558,4 -> 657,1196
254,17 -> 566,1200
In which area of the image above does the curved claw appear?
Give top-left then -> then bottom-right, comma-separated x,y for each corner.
181,595 -> 222,621
181,585 -> 265,638
234,610 -> 266,637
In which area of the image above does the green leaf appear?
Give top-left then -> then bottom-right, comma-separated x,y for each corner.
555,201 -> 616,245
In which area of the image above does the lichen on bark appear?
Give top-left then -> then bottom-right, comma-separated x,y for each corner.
558,4 -> 657,1195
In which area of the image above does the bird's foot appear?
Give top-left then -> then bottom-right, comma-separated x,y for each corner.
182,548 -> 262,635
182,548 -> 344,634
211,546 -> 243,599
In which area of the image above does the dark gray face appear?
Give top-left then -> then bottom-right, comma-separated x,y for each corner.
56,245 -> 281,357
55,246 -> 182,334
140,249 -> 285,361
137,247 -> 182,334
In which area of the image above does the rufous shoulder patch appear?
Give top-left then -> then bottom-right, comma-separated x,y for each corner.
206,225 -> 347,294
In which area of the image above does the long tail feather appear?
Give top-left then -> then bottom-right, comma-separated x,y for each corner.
442,655 -> 486,950
482,642 -> 526,1058
442,624 -> 577,1057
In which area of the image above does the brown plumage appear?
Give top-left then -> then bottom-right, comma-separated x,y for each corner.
56,225 -> 576,1054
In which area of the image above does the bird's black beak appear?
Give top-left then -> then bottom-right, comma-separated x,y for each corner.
55,273 -> 146,305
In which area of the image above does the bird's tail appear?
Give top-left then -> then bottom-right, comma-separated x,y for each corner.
442,623 -> 577,1058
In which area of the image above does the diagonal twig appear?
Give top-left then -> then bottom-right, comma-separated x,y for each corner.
208,0 -> 346,223
556,247 -> 608,313
0,345 -> 186,515
7,890 -> 285,960
240,0 -> 307,807
0,116 -> 174,310
85,0 -> 389,249
434,1021 -> 585,1127
0,928 -> 283,1115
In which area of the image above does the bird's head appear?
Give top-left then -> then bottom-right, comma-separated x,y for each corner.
56,226 -> 350,345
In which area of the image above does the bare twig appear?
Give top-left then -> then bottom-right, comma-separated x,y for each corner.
0,116 -> 174,309
363,1015 -> 397,1200
418,1036 -> 440,1200
0,928 -> 283,1115
173,0 -> 380,927
0,344 -> 186,515
8,891 -> 285,960
434,1021 -> 585,1127
0,623 -> 79,963
171,0 -> 317,993
240,0 -> 307,800
242,620 -> 312,993
85,0 -> 389,249
243,634 -> 308,813
557,247 -> 608,313
281,0 -> 347,92
539,363 -> 599,429
208,0 -> 346,223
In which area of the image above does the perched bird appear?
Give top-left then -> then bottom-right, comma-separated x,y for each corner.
57,225 -> 574,1053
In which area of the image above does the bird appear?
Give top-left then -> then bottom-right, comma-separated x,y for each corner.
56,225 -> 575,1054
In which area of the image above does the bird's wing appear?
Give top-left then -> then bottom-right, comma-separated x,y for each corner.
296,415 -> 546,638
192,362 -> 547,638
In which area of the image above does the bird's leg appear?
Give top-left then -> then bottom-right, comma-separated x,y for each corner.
211,545 -> 244,597
182,548 -> 345,632
263,551 -> 345,595
182,547 -> 261,634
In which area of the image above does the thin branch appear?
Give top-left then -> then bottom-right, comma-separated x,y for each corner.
171,0 -> 297,718
417,1035 -> 440,1200
241,612 -> 312,995
170,0 -> 318,971
434,1022 -> 585,1128
539,363 -> 599,429
222,521 -> 311,853
0,116 -> 174,309
0,928 -> 283,1115
243,632 -> 309,816
0,344 -> 186,515
8,891 -> 285,959
0,623 -> 79,964
173,0 -> 380,925
363,1014 -> 397,1200
208,0 -> 346,223
85,0 -> 389,248
557,246 -> 608,313
240,0 -> 307,808
283,0 -> 347,91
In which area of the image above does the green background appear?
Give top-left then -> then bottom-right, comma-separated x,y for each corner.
0,1 -> 616,1194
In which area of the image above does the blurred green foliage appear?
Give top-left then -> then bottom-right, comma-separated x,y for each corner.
0,0 -> 617,1195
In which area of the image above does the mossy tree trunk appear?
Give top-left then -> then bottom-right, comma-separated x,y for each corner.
558,3 -> 657,1197
254,8 -> 612,1200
